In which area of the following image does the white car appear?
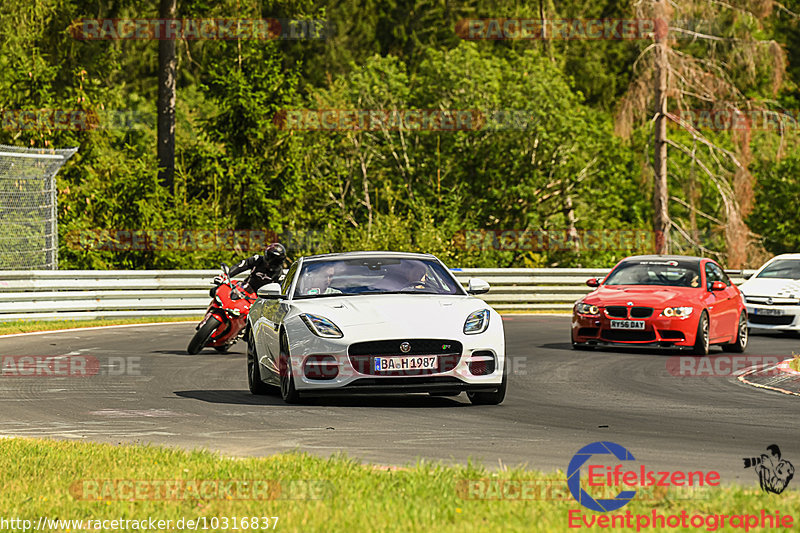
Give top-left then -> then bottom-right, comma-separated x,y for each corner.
738,253 -> 800,333
245,251 -> 507,404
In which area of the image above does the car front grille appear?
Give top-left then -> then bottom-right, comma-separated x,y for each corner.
605,306 -> 628,318
600,330 -> 656,342
348,339 -> 462,376
749,315 -> 795,326
630,307 -> 654,318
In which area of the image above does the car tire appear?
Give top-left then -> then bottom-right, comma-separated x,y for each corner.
467,362 -> 507,405
722,311 -> 748,353
247,328 -> 274,395
692,311 -> 710,356
187,316 -> 221,355
279,331 -> 301,404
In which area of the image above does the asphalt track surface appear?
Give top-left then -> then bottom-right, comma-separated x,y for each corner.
1,317 -> 799,485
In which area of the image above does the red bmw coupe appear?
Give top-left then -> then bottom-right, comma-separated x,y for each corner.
571,255 -> 748,354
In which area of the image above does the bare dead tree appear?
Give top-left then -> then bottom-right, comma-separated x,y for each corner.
615,0 -> 787,267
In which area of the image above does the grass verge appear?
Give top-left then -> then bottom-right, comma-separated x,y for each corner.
0,317 -> 200,336
1,438 -> 798,532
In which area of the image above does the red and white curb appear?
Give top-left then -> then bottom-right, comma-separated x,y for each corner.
737,358 -> 800,397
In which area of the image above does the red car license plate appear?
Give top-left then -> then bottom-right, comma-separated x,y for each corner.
610,320 -> 645,330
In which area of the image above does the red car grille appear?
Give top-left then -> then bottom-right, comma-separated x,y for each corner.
605,306 -> 628,318
630,307 -> 654,318
604,306 -> 654,319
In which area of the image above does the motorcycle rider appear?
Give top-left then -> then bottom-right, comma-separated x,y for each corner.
214,242 -> 287,294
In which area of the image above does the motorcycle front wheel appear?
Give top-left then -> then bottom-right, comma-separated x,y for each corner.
187,316 -> 222,354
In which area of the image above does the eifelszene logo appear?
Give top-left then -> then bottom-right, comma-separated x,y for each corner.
743,445 -> 795,494
568,442 -> 637,512
567,441 -> 720,512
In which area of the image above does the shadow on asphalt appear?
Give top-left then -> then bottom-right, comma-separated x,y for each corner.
174,389 -> 468,408
150,349 -> 246,357
541,342 -> 689,357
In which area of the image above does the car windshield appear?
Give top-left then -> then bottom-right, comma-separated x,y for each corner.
604,260 -> 702,288
756,259 -> 800,280
292,257 -> 463,299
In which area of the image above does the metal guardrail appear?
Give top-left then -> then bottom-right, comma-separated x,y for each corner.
0,268 -> 757,320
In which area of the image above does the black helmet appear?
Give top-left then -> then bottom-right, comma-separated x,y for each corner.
264,242 -> 286,264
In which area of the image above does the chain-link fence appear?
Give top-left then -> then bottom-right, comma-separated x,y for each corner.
0,145 -> 77,270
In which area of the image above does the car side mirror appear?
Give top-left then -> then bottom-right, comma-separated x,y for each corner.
743,273 -> 753,280
257,283 -> 286,299
467,278 -> 490,295
586,278 -> 600,287
710,281 -> 726,291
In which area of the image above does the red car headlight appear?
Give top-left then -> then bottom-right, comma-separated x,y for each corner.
576,303 -> 599,316
661,306 -> 693,318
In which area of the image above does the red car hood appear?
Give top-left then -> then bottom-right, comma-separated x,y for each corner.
583,285 -> 700,307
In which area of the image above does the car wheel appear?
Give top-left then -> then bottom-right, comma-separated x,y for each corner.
722,311 -> 748,353
187,316 -> 221,355
692,311 -> 710,356
279,331 -> 301,404
467,362 -> 508,405
247,328 -> 274,395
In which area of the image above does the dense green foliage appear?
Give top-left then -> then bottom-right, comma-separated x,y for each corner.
1,0 -> 799,269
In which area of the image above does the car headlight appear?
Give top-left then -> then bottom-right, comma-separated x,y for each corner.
661,306 -> 693,318
576,302 -> 600,315
464,309 -> 490,335
300,314 -> 343,338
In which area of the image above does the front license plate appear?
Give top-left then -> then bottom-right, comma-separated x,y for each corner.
755,308 -> 783,316
374,356 -> 438,372
610,320 -> 645,330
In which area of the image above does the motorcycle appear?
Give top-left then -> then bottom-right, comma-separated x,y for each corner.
187,263 -> 257,354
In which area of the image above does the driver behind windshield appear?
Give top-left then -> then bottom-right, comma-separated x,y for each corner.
606,262 -> 700,287
402,261 -> 428,289
300,264 -> 342,295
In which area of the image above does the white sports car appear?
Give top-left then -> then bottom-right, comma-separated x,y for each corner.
245,251 -> 507,404
738,253 -> 800,333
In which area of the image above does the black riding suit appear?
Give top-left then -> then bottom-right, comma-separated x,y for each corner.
228,254 -> 283,293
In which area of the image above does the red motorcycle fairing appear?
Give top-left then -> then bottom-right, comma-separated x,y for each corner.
189,279 -> 256,353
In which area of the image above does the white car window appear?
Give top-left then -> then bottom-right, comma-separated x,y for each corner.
756,259 -> 800,280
